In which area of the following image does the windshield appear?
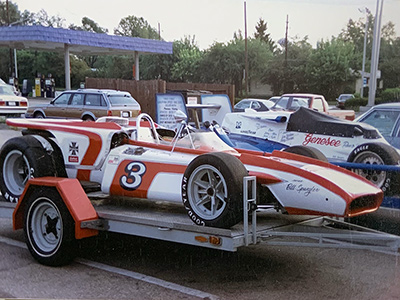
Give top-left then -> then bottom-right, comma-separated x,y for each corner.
273,96 -> 310,110
176,131 -> 238,153
0,84 -> 15,96
108,94 -> 139,106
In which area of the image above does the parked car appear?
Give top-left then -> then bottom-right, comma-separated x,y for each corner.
336,94 -> 355,108
26,89 -> 141,121
221,107 -> 400,195
355,102 -> 400,150
234,98 -> 275,112
272,93 -> 355,120
0,84 -> 28,116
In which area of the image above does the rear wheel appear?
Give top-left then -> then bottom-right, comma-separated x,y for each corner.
24,188 -> 76,266
0,136 -> 58,202
182,152 -> 248,228
82,115 -> 94,122
348,143 -> 400,195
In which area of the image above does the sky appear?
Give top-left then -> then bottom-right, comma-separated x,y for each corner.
12,0 -> 400,49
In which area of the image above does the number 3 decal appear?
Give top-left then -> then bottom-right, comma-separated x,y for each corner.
120,161 -> 146,191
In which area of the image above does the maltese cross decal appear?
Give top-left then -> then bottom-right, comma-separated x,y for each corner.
69,142 -> 79,155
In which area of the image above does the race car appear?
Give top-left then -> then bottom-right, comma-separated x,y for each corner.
0,112 -> 383,229
221,107 -> 400,195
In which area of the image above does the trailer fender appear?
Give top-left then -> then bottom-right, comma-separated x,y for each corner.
13,177 -> 98,239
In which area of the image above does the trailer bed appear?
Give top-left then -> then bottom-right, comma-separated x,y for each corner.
1,193 -> 400,254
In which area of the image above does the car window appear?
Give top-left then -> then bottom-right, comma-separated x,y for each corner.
274,96 -> 289,109
0,84 -> 15,96
312,98 -> 324,111
70,93 -> 84,106
235,101 -> 250,109
251,101 -> 261,109
289,97 -> 309,110
108,94 -> 139,106
85,94 -> 103,107
53,93 -> 71,105
360,110 -> 400,136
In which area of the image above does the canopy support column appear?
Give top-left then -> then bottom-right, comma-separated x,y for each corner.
64,43 -> 71,90
135,51 -> 139,80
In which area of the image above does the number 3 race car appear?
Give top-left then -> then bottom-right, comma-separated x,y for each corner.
0,113 -> 383,232
222,107 -> 400,195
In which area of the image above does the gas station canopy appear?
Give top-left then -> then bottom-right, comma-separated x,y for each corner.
0,25 -> 173,89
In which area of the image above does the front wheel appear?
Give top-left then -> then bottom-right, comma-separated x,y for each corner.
182,152 -> 248,228
348,143 -> 400,195
24,188 -> 76,266
283,145 -> 328,162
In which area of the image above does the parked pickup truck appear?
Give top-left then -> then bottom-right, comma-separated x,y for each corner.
272,93 -> 355,120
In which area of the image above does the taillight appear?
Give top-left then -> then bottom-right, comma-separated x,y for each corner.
0,100 -> 5,106
20,101 -> 28,107
107,110 -> 112,116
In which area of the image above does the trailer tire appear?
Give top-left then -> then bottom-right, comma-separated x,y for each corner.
347,143 -> 400,195
0,136 -> 57,203
283,145 -> 328,162
182,152 -> 248,228
24,188 -> 76,266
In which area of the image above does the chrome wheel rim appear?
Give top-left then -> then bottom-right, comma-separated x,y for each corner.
187,165 -> 228,220
3,150 -> 32,197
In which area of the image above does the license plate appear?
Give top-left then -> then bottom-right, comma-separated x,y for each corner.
121,111 -> 130,118
7,102 -> 16,106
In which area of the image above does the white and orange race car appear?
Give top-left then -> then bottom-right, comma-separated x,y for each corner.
0,113 -> 383,228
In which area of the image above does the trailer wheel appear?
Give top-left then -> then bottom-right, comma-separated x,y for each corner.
347,143 -> 400,195
24,188 -> 76,266
0,136 -> 57,203
283,145 -> 328,162
182,152 -> 248,228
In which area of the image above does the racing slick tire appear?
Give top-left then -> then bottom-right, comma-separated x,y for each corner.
0,136 -> 58,203
24,188 -> 76,266
182,152 -> 248,228
347,142 -> 400,195
283,145 -> 328,162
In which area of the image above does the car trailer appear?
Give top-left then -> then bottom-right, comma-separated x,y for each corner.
0,176 -> 399,266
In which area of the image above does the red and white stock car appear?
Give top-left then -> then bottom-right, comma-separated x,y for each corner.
0,113 -> 383,229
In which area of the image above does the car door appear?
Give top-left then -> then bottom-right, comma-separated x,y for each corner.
44,93 -> 71,117
84,94 -> 107,119
65,93 -> 84,118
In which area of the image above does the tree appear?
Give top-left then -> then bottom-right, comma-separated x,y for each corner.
69,17 -> 108,68
305,38 -> 358,100
114,15 -> 159,39
31,9 -> 65,27
254,18 -> 275,52
263,37 -> 312,95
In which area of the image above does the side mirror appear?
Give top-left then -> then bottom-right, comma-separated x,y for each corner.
174,110 -> 187,123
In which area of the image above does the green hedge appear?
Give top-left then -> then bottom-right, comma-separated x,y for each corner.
344,88 -> 400,111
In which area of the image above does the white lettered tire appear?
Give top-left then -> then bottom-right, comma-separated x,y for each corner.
182,152 -> 248,228
348,142 -> 400,195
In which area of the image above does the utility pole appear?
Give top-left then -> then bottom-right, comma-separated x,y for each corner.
368,0 -> 384,107
284,15 -> 288,68
244,0 -> 249,96
359,8 -> 370,98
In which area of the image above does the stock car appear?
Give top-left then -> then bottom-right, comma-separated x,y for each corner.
221,107 -> 400,194
0,113 -> 383,233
